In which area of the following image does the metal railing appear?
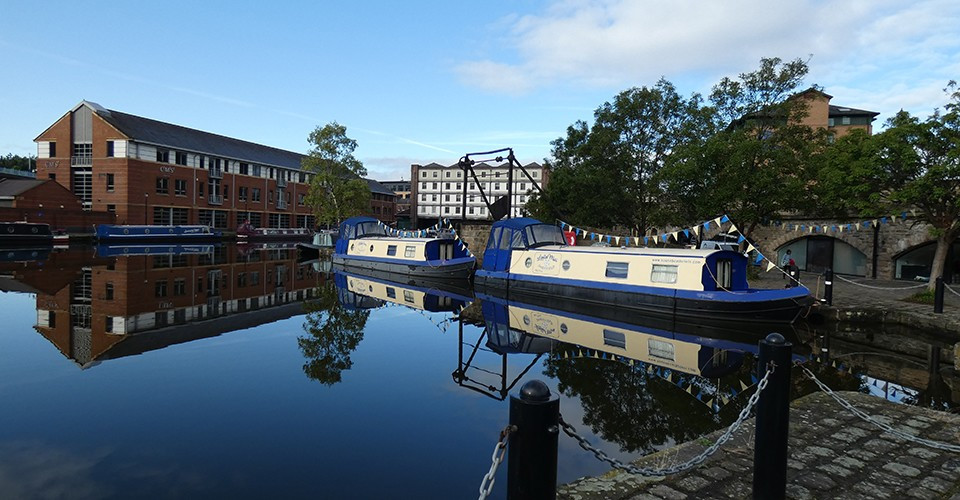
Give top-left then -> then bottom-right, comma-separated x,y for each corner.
71,155 -> 92,166
277,176 -> 287,187
276,199 -> 288,209
208,194 -> 223,205
209,166 -> 223,179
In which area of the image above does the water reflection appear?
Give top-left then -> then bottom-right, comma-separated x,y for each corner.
300,280 -> 369,385
0,243 -> 327,368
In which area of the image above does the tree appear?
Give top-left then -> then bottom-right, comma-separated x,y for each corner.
0,153 -> 36,171
527,80 -> 707,234
660,57 -> 827,235
299,280 -> 370,385
301,122 -> 371,227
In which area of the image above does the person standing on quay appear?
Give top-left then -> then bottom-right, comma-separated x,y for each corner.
781,249 -> 793,279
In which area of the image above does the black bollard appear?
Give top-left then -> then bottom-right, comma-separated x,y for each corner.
934,276 -> 944,314
753,333 -> 793,500
786,267 -> 799,288
823,268 -> 833,306
507,380 -> 559,500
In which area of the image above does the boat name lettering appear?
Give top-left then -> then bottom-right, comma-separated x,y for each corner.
652,258 -> 692,265
159,166 -> 176,174
534,253 -> 558,271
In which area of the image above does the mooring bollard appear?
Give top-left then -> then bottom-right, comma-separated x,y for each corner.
787,267 -> 799,288
934,276 -> 944,314
753,333 -> 793,500
507,380 -> 559,500
823,268 -> 833,306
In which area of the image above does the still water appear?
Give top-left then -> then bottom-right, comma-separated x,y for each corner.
0,244 -> 955,499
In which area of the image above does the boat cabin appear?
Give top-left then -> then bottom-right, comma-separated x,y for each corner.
336,216 -> 464,263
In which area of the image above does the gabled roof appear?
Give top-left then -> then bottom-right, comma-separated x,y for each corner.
829,105 -> 880,118
0,179 -> 45,197
366,179 -> 395,196
91,104 -> 305,169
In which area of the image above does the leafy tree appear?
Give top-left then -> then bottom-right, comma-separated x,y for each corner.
0,153 -> 36,171
660,57 -> 827,235
527,80 -> 707,234
301,122 -> 371,227
299,280 -> 370,385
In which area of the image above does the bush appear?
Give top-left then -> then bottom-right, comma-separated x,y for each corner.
903,288 -> 935,304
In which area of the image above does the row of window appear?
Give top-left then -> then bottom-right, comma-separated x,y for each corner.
153,177 -> 303,205
419,181 -> 530,191
419,169 -> 540,179
419,194 -> 528,203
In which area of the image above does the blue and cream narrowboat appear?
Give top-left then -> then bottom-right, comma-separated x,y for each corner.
332,216 -> 475,279
474,218 -> 814,324
95,224 -> 222,242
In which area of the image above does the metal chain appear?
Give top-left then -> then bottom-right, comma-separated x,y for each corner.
478,425 -> 516,500
834,274 -> 928,290
559,362 -> 776,476
797,363 -> 960,453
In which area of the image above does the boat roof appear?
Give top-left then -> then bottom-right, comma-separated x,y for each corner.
341,216 -> 380,226
490,217 -> 543,231
527,244 -> 736,258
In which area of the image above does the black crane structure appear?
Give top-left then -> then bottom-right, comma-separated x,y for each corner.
456,147 -> 545,225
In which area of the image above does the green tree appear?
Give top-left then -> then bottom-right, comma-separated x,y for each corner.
660,57 -> 826,235
301,122 -> 371,227
0,153 -> 36,171
527,79 -> 707,234
299,280 -> 370,385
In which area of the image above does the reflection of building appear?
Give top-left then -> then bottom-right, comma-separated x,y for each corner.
410,161 -> 548,227
4,245 -> 329,367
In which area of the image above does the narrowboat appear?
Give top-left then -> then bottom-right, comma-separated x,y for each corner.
332,216 -> 475,279
334,268 -> 474,312
95,243 -> 217,257
236,222 -> 312,242
0,222 -> 54,246
474,218 -> 814,324
95,224 -> 222,242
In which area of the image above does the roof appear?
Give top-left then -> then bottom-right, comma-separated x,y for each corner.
829,105 -> 880,118
491,217 -> 544,230
93,104 -> 305,169
366,179 -> 396,196
0,179 -> 45,197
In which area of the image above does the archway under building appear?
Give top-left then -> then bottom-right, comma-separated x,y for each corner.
893,240 -> 960,283
777,236 -> 868,276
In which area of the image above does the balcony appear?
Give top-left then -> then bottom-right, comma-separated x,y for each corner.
276,199 -> 288,210
277,176 -> 287,188
71,155 -> 92,167
209,166 -> 223,179
208,194 -> 223,205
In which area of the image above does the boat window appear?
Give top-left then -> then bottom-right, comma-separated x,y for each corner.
525,224 -> 566,248
403,291 -> 415,303
716,259 -> 732,289
511,229 -> 525,249
404,246 -> 416,258
602,329 -> 626,349
355,221 -> 388,238
648,339 -> 675,361
605,262 -> 629,279
386,287 -> 396,299
486,228 -> 501,251
651,264 -> 678,284
387,245 -> 397,256
498,229 -> 512,250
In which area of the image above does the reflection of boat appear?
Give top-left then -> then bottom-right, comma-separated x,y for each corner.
0,246 -> 52,262
296,230 -> 338,260
333,266 -> 473,313
332,216 -> 475,279
95,224 -> 222,242
475,217 -> 813,323
237,223 -> 312,242
0,222 -> 54,246
95,243 -> 218,257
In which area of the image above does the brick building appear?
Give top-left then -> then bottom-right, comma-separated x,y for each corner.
33,101 -> 394,231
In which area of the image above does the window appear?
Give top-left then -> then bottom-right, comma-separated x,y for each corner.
106,141 -> 114,157
387,245 -> 397,256
269,190 -> 274,202
651,264 -> 678,283
49,142 -> 56,157
252,164 -> 262,176
253,188 -> 261,202
648,339 -> 675,361
155,280 -> 168,297
403,290 -> 415,303
105,316 -> 114,333
237,273 -> 247,287
239,187 -> 248,201
223,185 -> 228,200
603,329 -> 626,349
841,116 -> 851,125
175,179 -> 187,196
444,207 -> 450,214
445,182 -> 451,190
298,193 -> 305,205
386,287 -> 396,299
156,149 -> 169,163
198,182 -> 204,197
445,194 -> 450,202
174,278 -> 186,296
107,204 -> 116,212
239,162 -> 249,175
431,194 -> 437,201
105,282 -> 114,300
605,262 -> 629,279
175,151 -> 188,166
716,259 -> 732,289
828,118 -> 835,127
404,245 -> 416,258
445,171 -> 450,178
106,173 -> 115,192
156,177 -> 169,194
432,182 -> 438,189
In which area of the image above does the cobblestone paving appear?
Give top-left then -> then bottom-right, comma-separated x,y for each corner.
559,392 -> 960,499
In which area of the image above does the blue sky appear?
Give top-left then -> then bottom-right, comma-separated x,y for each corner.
2,0 -> 958,181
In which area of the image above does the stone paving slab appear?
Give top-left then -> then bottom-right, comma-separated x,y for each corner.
558,391 -> 960,499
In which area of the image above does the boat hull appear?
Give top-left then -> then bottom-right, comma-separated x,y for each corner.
0,223 -> 53,247
474,271 -> 814,324
95,225 -> 222,242
332,254 -> 475,280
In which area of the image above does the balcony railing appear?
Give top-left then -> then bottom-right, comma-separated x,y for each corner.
277,199 -> 288,210
209,166 -> 223,179
71,155 -> 92,166
277,176 -> 287,187
208,194 -> 223,205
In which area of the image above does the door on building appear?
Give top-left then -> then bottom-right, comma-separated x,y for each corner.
806,236 -> 834,274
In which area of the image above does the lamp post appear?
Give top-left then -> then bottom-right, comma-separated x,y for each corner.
144,193 -> 148,224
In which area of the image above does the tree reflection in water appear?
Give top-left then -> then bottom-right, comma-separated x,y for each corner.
299,281 -> 370,385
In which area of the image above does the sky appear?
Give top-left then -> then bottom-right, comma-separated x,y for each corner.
1,0 -> 958,182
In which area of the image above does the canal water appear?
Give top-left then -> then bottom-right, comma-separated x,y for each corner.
0,245 -> 955,499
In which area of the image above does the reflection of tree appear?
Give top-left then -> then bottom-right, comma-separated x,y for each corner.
299,281 -> 370,385
545,357 -> 723,454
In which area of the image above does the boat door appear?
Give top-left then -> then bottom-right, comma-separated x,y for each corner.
483,226 -> 513,272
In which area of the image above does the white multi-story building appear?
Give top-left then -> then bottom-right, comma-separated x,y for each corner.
410,161 -> 548,226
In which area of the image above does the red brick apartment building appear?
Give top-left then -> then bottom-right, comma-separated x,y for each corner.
33,101 -> 395,231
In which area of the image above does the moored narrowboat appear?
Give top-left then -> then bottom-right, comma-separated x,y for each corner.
95,224 -> 222,242
236,222 -> 312,242
0,222 -> 54,246
332,216 -> 475,279
474,218 -> 814,324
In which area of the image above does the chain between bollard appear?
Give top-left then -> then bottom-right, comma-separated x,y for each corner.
559,362 -> 777,476
478,424 -> 517,500
945,284 -> 960,298
834,274 -> 928,290
796,362 -> 960,453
